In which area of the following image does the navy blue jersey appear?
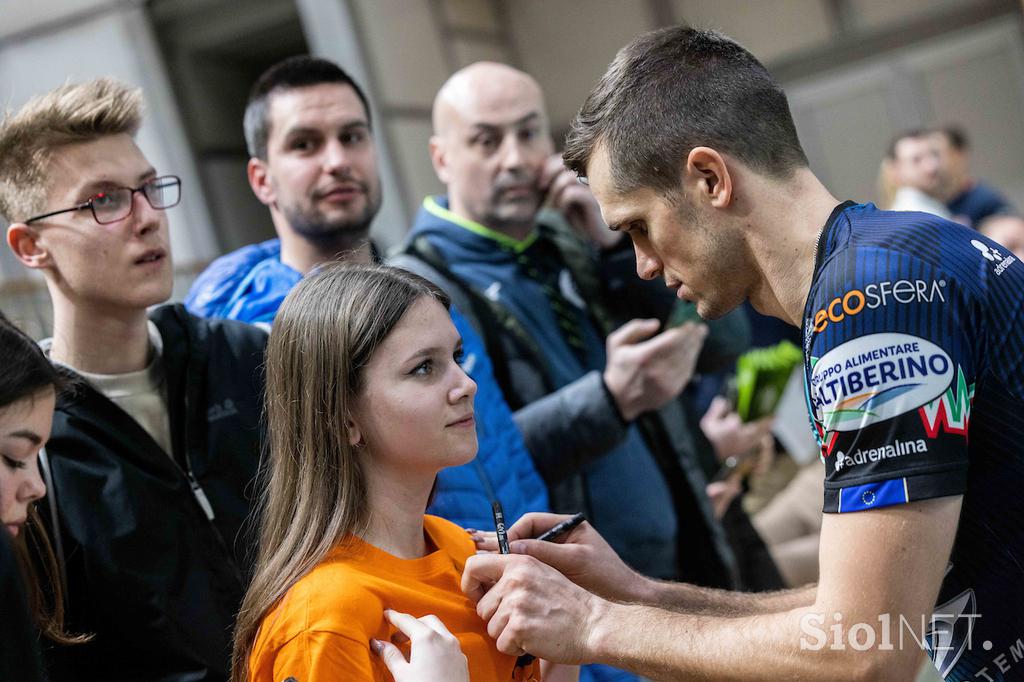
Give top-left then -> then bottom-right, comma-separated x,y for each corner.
803,202 -> 1024,680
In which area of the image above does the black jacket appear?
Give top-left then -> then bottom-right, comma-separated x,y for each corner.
1,531 -> 45,682
40,304 -> 267,681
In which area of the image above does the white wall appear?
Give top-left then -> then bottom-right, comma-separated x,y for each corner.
787,18 -> 1024,207
508,0 -> 654,130
0,0 -> 112,40
673,0 -> 835,64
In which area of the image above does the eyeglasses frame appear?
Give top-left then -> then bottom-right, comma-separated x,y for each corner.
22,175 -> 182,226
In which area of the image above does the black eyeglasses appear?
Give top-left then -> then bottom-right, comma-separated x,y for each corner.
24,175 -> 182,226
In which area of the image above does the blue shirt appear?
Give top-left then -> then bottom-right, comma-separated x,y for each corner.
948,181 -> 1015,229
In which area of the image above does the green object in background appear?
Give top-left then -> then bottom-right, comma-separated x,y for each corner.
734,340 -> 802,421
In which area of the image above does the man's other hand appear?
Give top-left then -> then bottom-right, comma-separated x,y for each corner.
603,319 -> 707,421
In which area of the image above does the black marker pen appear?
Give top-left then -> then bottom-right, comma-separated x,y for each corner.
492,501 -> 510,555
492,502 -> 536,669
535,513 -> 586,543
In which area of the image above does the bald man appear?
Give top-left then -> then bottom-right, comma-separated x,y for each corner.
392,62 -> 777,590
979,214 -> 1024,261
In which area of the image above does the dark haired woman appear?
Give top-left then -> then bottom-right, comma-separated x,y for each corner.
0,313 -> 87,679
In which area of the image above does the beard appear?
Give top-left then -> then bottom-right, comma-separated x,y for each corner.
479,173 -> 544,232
481,200 -> 541,233
282,181 -> 382,245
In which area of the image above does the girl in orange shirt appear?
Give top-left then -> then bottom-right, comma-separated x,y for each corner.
231,265 -> 551,681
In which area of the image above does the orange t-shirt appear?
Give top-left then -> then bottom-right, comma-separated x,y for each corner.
248,515 -> 539,681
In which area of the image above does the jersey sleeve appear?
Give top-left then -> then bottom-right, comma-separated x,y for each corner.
805,246 -> 978,513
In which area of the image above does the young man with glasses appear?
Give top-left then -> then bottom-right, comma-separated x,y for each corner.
0,78 -> 268,682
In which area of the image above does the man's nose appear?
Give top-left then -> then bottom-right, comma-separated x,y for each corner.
131,190 -> 162,237
323,138 -> 351,173
635,245 -> 661,280
499,135 -> 527,172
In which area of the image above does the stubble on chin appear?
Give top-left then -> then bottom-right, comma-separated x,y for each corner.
694,223 -> 751,320
483,197 -> 543,234
285,195 -> 379,244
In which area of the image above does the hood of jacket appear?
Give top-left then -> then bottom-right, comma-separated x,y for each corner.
185,238 -> 301,325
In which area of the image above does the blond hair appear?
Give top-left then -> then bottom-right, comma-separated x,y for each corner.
0,78 -> 143,222
231,264 -> 449,681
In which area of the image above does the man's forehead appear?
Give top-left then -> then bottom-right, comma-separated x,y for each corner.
586,146 -> 663,227
269,83 -> 367,131
49,134 -> 153,197
585,146 -> 624,220
929,132 -> 950,149
447,79 -> 545,127
462,107 -> 544,131
895,136 -> 931,158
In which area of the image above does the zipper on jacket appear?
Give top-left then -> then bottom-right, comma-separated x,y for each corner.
180,434 -> 245,587
188,472 -> 216,521
175,309 -> 245,587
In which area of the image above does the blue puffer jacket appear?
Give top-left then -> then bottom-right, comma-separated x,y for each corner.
185,238 -> 548,529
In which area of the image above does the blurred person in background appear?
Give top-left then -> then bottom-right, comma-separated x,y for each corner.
932,125 -> 1016,228
882,129 -> 951,218
978,214 -> 1024,261
0,79 -> 268,681
751,460 -> 825,588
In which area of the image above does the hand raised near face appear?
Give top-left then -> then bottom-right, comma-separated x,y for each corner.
700,395 -> 774,463
539,154 -> 622,249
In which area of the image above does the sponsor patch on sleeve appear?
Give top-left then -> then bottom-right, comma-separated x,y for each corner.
810,333 -> 953,432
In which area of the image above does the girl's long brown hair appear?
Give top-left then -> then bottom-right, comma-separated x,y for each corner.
231,264 -> 448,681
15,506 -> 90,645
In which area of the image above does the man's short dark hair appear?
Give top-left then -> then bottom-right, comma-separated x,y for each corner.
886,128 -> 931,160
243,55 -> 372,160
941,125 -> 969,152
563,27 -> 808,196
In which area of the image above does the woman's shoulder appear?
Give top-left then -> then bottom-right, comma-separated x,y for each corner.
250,570 -> 382,682
262,553 -> 386,643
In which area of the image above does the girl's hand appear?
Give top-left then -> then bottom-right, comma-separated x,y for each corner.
372,609 -> 469,682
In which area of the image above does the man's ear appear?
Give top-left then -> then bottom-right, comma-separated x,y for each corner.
7,223 -> 51,270
247,157 -> 276,207
429,135 -> 450,185
684,147 -> 733,209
